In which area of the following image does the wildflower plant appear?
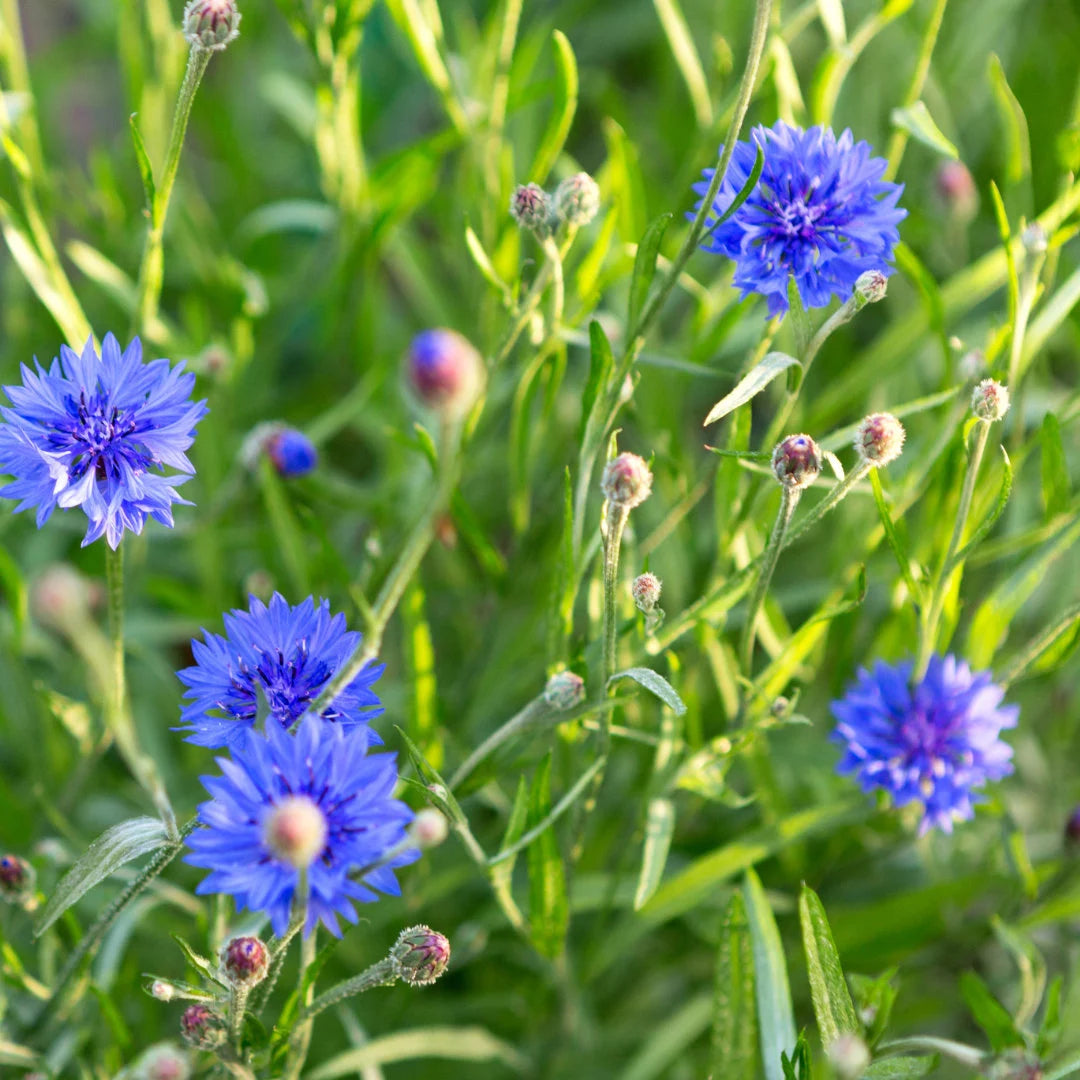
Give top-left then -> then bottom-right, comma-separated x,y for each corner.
1,0 -> 1080,1077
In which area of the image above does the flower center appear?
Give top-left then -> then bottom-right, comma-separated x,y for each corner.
51,389 -> 153,483
263,795 -> 328,868
225,642 -> 335,728
773,197 -> 822,239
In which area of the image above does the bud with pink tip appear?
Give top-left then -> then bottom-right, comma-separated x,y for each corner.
554,172 -> 600,226
179,1003 -> 227,1049
632,572 -> 662,613
263,795 -> 328,869
854,413 -> 906,467
601,452 -> 652,509
971,379 -> 1010,422
150,979 -> 177,1002
132,1043 -> 192,1080
771,434 -> 822,490
392,925 -> 451,986
854,270 -> 888,306
182,0 -> 240,51
826,1034 -> 871,1080
410,808 -> 449,849
0,854 -> 34,904
406,328 -> 485,419
935,160 -> 978,222
543,670 -> 585,711
220,935 -> 270,987
31,564 -> 94,632
510,183 -> 551,233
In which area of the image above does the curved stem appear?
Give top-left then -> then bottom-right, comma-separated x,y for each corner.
293,957 -> 398,1026
449,698 -> 547,790
602,503 -> 630,688
740,485 -> 800,677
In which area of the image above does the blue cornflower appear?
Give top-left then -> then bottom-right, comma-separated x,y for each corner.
266,427 -> 318,478
176,592 -> 384,749
185,716 -> 416,936
831,655 -> 1018,834
693,120 -> 906,316
0,334 -> 207,548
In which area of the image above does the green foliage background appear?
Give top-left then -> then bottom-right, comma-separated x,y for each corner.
1,0 -> 1080,1076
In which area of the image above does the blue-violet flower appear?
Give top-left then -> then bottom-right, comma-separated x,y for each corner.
185,715 -> 415,936
176,592 -> 383,748
693,120 -> 906,316
831,655 -> 1018,834
0,334 -> 207,548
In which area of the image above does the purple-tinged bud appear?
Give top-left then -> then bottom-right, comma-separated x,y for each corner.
543,670 -> 585,711
263,796 -> 328,869
265,427 -> 318,478
30,564 -> 94,631
220,935 -> 269,987
601,452 -> 653,509
854,270 -> 888,306
406,328 -> 485,419
410,808 -> 449,849
935,160 -> 978,222
182,0 -> 240,51
632,573 -> 662,613
0,854 -> 34,904
854,412 -> 906,467
179,1004 -> 227,1049
1066,806 -> 1080,846
772,434 -> 822,490
392,925 -> 451,986
972,379 -> 1010,422
509,183 -> 551,233
826,1034 -> 871,1080
554,172 -> 600,226
132,1044 -> 192,1080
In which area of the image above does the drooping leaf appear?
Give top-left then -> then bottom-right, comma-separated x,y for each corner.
608,666 -> 686,715
703,352 -> 800,427
628,212 -> 673,336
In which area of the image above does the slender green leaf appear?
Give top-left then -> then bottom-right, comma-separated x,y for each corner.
799,885 -> 859,1046
608,666 -> 686,715
628,212 -> 673,336
526,754 -> 569,958
633,797 -> 675,910
529,31 -> 578,184
987,53 -> 1032,186
619,995 -> 712,1080
703,352 -> 800,427
890,102 -> 958,159
959,971 -> 1024,1052
951,446 -> 1013,567
128,113 -> 156,211
1040,413 -> 1070,520
865,1059 -> 937,1079
491,776 -> 529,919
652,0 -> 712,127
817,0 -> 847,46
710,891 -> 757,1080
36,817 -> 169,937
744,869 -> 796,1080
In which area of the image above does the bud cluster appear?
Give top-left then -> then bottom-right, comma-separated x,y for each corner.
510,172 -> 600,234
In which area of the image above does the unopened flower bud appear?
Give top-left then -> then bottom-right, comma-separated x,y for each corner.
935,160 -> 978,222
972,379 -> 1010,422
31,564 -> 93,631
772,434 -> 822,490
1021,223 -> 1048,256
265,428 -> 317,478
406,328 -> 485,419
392,925 -> 450,986
632,573 -> 662,613
543,670 -> 585,711
854,270 -> 888,306
0,854 -> 34,904
263,796 -> 328,869
182,0 -> 240,51
132,1043 -> 192,1080
509,183 -> 551,233
150,979 -> 177,1002
554,172 -> 600,226
987,1050 -> 1043,1080
826,1033 -> 871,1080
220,935 -> 269,987
411,808 -> 449,849
601,452 -> 652,509
854,412 -> 906,467
179,1003 -> 227,1049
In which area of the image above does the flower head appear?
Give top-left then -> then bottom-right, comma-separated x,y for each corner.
185,716 -> 416,936
220,935 -> 269,986
972,379 -> 1010,422
854,412 -> 905,467
601,452 -> 652,508
176,592 -> 384,748
406,329 -> 485,418
266,427 -> 317,478
831,655 -> 1018,834
694,121 -> 906,315
0,335 -> 207,548
510,183 -> 552,233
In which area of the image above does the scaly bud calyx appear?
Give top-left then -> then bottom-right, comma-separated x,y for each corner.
182,0 -> 240,51
543,670 -> 585,711
179,1004 -> 227,1049
510,183 -> 552,234
971,379 -> 1010,422
553,172 -> 600,226
632,572 -> 662,613
854,269 -> 888,306
601,452 -> 653,509
392,925 -> 451,986
220,935 -> 270,986
772,434 -> 822,490
854,412 -> 906,467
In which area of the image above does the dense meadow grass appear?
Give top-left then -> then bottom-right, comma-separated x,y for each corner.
1,0 -> 1080,1076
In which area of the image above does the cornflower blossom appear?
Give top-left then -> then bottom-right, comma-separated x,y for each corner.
693,120 -> 906,315
0,335 -> 206,547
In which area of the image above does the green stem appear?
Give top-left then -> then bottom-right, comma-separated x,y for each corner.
293,957 -> 398,1026
449,698 -> 546,790
132,45 -> 212,334
228,984 -> 250,1051
740,485 -> 800,677
253,907 -> 305,1015
30,818 -> 197,1030
876,1036 -> 984,1071
283,886 -> 316,1080
105,544 -> 126,740
601,503 -> 630,688
783,462 -> 870,548
917,420 -> 991,677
